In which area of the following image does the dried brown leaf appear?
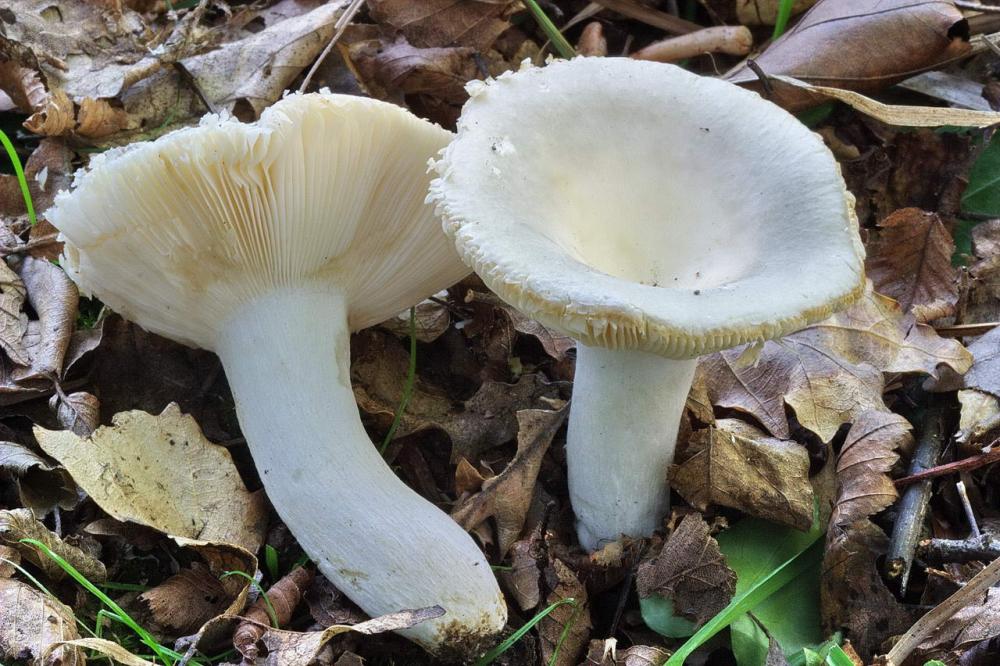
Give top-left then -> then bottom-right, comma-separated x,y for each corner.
350,37 -> 477,104
725,0 -> 970,111
500,532 -> 543,611
51,391 -> 100,436
736,0 -> 818,25
830,411 -> 912,529
380,299 -> 451,343
13,256 -> 78,381
697,281 -> 970,441
0,508 -> 106,582
0,440 -> 78,515
866,208 -> 958,322
452,405 -> 568,555
140,564 -> 229,634
636,514 -> 735,627
35,403 -> 267,553
234,566 -> 314,661
916,587 -> 1000,657
75,97 -> 129,139
0,577 -> 83,665
23,88 -> 75,137
368,0 -> 518,50
540,559 -> 590,666
257,606 -> 445,665
0,545 -> 19,578
821,520 -> 912,660
670,419 -> 813,530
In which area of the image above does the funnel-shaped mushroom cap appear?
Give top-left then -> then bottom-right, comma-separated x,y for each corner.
50,92 -> 466,350
430,58 -> 865,359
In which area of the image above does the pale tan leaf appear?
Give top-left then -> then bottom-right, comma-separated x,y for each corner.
0,508 -> 106,582
57,638 -> 156,665
0,577 -> 83,665
35,403 -> 267,553
75,97 -> 128,139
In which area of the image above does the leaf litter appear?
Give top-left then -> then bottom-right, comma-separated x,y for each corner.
1,0 -> 1000,664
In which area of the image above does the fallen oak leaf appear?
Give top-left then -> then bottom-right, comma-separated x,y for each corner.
0,577 -> 84,665
452,405 -> 568,555
139,563 -> 230,635
697,280 -> 971,441
35,403 -> 268,553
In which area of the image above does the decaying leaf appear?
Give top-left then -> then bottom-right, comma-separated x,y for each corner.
939,326 -> 1000,399
582,641 -> 672,665
12,256 -> 79,383
380,299 -> 451,343
50,391 -> 100,436
0,260 -> 29,366
0,508 -> 106,582
452,405 -> 568,554
0,545 -> 19,578
0,577 -> 83,665
917,587 -> 1000,658
866,208 -> 958,322
0,440 -> 78,516
35,403 -> 267,553
670,419 -> 813,530
697,281 -> 970,441
725,0 -> 970,111
636,514 -> 736,628
500,536 -> 543,611
830,411 -> 912,529
350,37 -> 478,104
368,0 -> 519,50
257,606 -> 445,665
539,559 -> 591,666
55,638 -> 155,666
234,566 -> 315,661
822,520 -> 912,660
139,563 -> 230,635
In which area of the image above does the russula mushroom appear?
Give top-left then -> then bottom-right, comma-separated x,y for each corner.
47,93 -> 506,654
429,58 -> 865,551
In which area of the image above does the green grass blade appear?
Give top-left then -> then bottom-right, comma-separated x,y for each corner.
665,541 -> 824,666
20,538 -> 178,665
264,544 -> 280,581
523,0 -> 576,59
0,129 -> 37,226
475,598 -> 577,666
772,0 -> 795,39
825,645 -> 856,666
221,570 -> 279,628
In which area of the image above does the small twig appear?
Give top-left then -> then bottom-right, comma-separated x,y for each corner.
933,321 -> 1000,337
894,446 -> 1000,488
955,480 -> 981,538
298,0 -> 366,94
884,554 -> 1000,666
172,62 -> 215,114
885,406 -> 947,594
631,26 -> 753,63
609,566 -> 634,638
918,533 -> 1000,564
745,59 -> 773,99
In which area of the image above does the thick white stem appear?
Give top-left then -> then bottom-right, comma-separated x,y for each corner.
217,287 -> 505,652
567,345 -> 697,551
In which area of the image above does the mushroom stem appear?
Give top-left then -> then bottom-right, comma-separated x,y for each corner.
567,344 -> 697,551
217,286 -> 506,652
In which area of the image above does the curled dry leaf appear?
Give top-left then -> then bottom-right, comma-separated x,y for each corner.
916,587 -> 1000,658
830,411 -> 912,529
636,514 -> 736,628
725,0 -> 970,111
257,606 -> 446,665
936,326 -> 1000,399
697,281 -> 971,442
0,440 -> 78,515
234,566 -> 315,661
0,577 -> 83,665
0,259 -> 29,366
540,559 -> 591,666
35,403 -> 267,553
350,37 -> 478,105
12,255 -> 79,382
671,419 -> 813,530
139,563 -> 230,635
0,508 -> 106,582
451,405 -> 568,555
50,391 -> 100,436
54,638 -> 155,666
866,208 -> 958,322
367,0 -> 519,50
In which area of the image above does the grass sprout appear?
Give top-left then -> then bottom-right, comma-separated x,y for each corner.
380,306 -> 418,456
474,597 -> 578,666
0,128 -> 37,226
220,569 -> 280,628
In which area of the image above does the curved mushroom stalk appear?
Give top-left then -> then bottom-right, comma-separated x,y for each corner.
218,287 -> 505,650
568,345 -> 696,550
49,92 -> 508,656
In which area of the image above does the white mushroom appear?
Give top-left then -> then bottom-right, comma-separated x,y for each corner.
48,93 -> 506,655
430,57 -> 865,551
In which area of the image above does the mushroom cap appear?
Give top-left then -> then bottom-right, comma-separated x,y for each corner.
429,58 -> 865,359
50,93 -> 467,350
